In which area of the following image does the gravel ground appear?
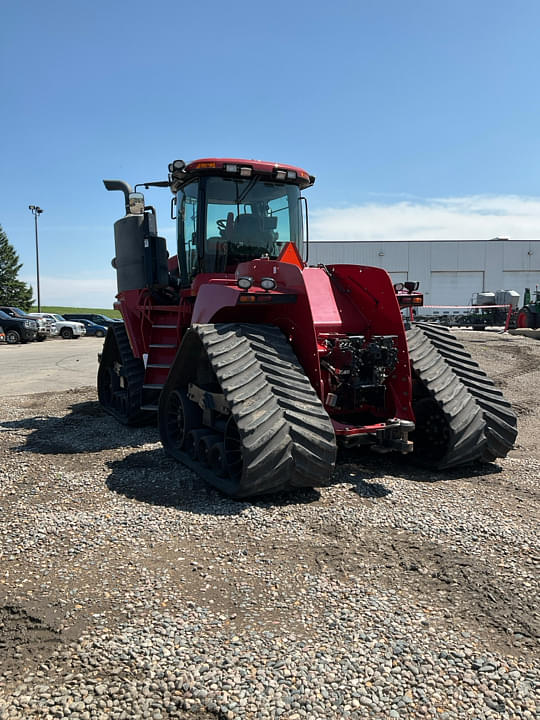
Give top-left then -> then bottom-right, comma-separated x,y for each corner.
0,330 -> 538,720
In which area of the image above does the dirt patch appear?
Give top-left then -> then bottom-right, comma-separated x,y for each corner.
295,525 -> 539,656
0,605 -> 62,674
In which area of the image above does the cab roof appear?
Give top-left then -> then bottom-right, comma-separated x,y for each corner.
169,157 -> 315,193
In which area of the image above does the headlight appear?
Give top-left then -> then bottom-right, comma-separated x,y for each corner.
260,277 -> 277,291
237,276 -> 253,290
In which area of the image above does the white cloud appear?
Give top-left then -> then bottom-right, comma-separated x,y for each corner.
19,195 -> 540,307
310,194 -> 540,242
21,273 -> 117,309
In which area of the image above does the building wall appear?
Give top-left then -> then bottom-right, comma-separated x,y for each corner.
308,239 -> 540,308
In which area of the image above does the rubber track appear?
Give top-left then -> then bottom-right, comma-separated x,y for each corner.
98,324 -> 149,425
406,326 -> 487,469
195,323 -> 336,497
415,323 -> 518,462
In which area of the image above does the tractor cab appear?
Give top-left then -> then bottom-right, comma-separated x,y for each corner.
169,158 -> 314,285
104,158 -> 314,297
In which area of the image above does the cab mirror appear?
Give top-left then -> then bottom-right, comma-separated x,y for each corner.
128,192 -> 145,215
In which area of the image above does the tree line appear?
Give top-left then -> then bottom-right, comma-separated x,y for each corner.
0,224 -> 33,310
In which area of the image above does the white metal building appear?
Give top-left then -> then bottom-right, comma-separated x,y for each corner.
308,239 -> 540,308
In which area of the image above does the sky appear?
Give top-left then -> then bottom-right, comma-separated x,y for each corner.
1,0 -> 539,308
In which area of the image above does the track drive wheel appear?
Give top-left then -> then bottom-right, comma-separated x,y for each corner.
97,324 -> 151,425
414,323 -> 517,462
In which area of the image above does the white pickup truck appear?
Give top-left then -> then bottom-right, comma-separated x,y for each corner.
29,313 -> 86,339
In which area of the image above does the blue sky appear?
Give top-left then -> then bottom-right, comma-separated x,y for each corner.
1,0 -> 539,307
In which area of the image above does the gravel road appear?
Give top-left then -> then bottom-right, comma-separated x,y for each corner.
0,331 -> 538,719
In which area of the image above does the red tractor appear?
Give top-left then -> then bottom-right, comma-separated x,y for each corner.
99,158 -> 517,497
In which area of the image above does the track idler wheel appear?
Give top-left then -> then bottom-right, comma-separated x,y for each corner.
208,442 -> 227,478
100,367 -> 120,409
162,390 -> 203,458
223,415 -> 243,481
411,397 -> 453,464
182,429 -> 211,460
196,433 -> 222,466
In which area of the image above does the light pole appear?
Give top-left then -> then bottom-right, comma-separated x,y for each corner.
28,205 -> 44,312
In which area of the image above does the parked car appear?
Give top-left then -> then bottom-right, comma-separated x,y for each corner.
0,309 -> 38,343
63,313 -> 122,328
74,318 -> 108,337
0,306 -> 51,341
28,313 -> 86,339
0,326 -> 5,343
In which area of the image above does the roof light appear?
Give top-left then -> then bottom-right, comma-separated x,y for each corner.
393,282 -> 404,292
260,277 -> 276,291
194,161 -> 216,169
237,276 -> 253,290
274,169 -> 287,181
225,163 -> 238,173
172,159 -> 185,171
239,166 -> 252,177
286,170 -> 297,180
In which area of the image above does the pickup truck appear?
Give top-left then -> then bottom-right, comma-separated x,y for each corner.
0,306 -> 51,341
0,309 -> 38,343
28,313 -> 86,339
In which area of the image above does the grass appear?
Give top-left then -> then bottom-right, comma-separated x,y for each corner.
30,306 -> 123,319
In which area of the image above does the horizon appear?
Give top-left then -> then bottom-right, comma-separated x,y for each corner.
2,1 -> 540,306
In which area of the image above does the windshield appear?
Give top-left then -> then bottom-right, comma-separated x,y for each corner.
178,177 -> 303,278
53,314 -> 64,321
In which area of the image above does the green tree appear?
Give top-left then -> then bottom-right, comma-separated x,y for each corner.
0,224 -> 33,310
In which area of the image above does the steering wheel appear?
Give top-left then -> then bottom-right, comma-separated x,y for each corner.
217,213 -> 235,238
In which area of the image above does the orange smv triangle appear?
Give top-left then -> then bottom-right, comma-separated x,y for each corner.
277,242 -> 304,268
